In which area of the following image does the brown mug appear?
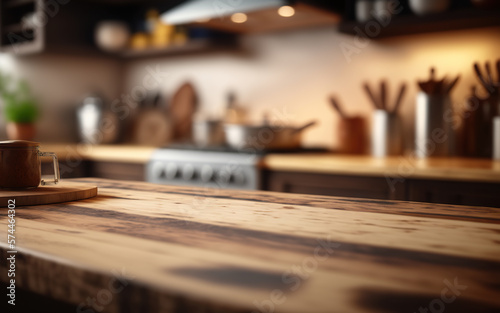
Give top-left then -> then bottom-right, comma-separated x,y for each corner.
0,140 -> 60,189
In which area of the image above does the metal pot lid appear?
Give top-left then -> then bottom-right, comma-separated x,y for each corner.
0,140 -> 40,148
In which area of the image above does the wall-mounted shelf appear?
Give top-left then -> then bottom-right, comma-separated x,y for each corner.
118,38 -> 238,59
339,0 -> 500,38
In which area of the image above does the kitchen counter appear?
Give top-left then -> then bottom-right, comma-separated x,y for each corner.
1,178 -> 499,313
40,143 -> 156,164
263,154 -> 500,183
40,144 -> 500,183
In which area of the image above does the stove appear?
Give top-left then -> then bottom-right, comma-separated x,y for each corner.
146,145 -> 327,190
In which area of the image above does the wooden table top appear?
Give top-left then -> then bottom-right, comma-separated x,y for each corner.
1,178 -> 499,313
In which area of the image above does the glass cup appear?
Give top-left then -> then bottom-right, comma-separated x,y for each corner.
0,140 -> 60,189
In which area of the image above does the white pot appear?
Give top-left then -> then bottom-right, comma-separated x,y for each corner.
409,0 -> 451,15
95,21 -> 130,52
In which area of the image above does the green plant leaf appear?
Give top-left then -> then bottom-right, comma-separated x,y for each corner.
0,72 -> 38,123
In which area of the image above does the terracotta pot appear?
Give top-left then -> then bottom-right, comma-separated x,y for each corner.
6,123 -> 36,141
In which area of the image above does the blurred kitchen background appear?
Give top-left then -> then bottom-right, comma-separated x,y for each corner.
1,0 -> 500,207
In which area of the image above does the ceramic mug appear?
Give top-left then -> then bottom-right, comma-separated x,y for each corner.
0,140 -> 60,189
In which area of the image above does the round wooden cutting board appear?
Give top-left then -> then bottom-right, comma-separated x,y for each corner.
0,182 -> 98,207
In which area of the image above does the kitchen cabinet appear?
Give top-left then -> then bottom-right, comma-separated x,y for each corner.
86,160 -> 145,181
262,170 -> 406,200
42,160 -> 145,181
0,0 -> 105,55
339,0 -> 500,38
0,0 -> 239,57
263,169 -> 500,208
407,179 -> 500,208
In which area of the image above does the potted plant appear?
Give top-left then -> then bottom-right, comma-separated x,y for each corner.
0,72 -> 38,141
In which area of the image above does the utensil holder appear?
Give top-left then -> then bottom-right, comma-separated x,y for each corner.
371,110 -> 403,157
415,92 -> 455,158
337,117 -> 367,154
494,116 -> 500,160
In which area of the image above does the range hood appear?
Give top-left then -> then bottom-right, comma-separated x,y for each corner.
161,0 -> 342,33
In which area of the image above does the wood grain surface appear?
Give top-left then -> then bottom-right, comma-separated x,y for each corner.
0,178 -> 499,313
0,182 -> 97,207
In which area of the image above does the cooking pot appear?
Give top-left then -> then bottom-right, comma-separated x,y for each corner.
192,119 -> 225,147
224,121 -> 317,151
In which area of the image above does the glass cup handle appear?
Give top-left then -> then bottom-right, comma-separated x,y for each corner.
39,152 -> 60,185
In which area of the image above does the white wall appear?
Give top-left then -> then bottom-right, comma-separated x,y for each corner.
124,25 -> 500,150
0,53 -> 123,142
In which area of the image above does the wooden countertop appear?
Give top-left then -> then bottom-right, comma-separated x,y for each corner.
1,178 -> 499,313
263,154 -> 500,183
40,143 -> 156,164
39,144 -> 500,183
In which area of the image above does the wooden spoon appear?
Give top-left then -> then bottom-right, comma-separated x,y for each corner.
329,96 -> 347,119
474,62 -> 494,94
380,80 -> 387,111
485,62 -> 494,86
392,83 -> 406,114
363,83 -> 381,110
445,75 -> 461,94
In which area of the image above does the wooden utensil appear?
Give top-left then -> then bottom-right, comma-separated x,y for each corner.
363,83 -> 381,110
445,75 -> 461,94
429,67 -> 436,82
329,96 -> 347,119
496,59 -> 500,83
380,80 -> 387,110
170,82 -> 198,141
474,62 -> 494,94
0,182 -> 97,207
392,83 -> 407,114
485,61 -> 494,86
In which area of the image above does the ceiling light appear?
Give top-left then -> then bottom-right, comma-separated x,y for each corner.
278,5 -> 295,17
231,13 -> 248,23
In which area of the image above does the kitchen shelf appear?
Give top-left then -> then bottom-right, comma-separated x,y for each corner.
2,23 -> 29,33
339,6 -> 500,38
4,0 -> 34,8
118,38 -> 239,59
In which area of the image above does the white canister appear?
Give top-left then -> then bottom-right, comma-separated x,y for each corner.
494,116 -> 500,160
356,0 -> 374,23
